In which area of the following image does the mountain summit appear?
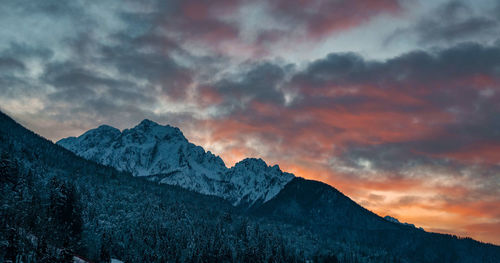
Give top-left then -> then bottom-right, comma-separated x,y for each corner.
57,119 -> 294,206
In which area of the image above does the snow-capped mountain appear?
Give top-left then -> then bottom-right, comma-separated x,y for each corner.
57,119 -> 294,206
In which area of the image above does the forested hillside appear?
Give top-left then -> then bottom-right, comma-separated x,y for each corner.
0,111 -> 306,262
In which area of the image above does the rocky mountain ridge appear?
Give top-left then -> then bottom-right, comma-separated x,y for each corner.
57,119 -> 294,206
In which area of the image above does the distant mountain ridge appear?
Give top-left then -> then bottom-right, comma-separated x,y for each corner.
57,119 -> 294,206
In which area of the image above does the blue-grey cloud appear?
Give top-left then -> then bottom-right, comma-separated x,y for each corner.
385,0 -> 500,47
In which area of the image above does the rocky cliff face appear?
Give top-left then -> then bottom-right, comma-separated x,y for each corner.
58,119 -> 294,206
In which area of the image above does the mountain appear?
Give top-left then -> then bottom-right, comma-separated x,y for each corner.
57,119 -> 293,206
252,178 -> 500,262
2,110 -> 500,262
253,177 -> 393,229
0,111 -> 303,262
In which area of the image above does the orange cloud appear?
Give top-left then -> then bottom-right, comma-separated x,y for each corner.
439,143 -> 500,165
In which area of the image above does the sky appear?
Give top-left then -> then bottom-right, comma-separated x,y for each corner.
1,0 -> 499,245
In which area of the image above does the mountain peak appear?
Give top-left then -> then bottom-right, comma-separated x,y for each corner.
130,119 -> 186,142
58,122 -> 294,207
84,124 -> 121,140
137,118 -> 159,127
228,157 -> 294,205
96,124 -> 120,132
134,119 -> 162,132
236,157 -> 267,168
234,158 -> 285,174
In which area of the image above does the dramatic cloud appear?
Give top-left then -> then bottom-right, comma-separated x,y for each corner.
385,0 -> 500,47
185,42 -> 500,244
263,0 -> 401,39
1,0 -> 499,244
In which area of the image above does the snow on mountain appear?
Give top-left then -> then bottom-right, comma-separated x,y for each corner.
57,119 -> 294,206
384,215 -> 422,229
227,158 -> 294,206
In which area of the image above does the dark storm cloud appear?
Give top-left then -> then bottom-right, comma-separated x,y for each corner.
118,0 -> 242,52
330,139 -> 497,176
417,17 -> 497,43
330,142 -> 435,173
211,62 -> 289,109
44,62 -> 125,89
0,53 -> 32,99
292,42 -> 500,92
112,0 -> 402,55
385,43 -> 500,84
0,57 -> 25,72
100,46 -> 193,100
100,44 -> 187,80
266,0 -> 401,39
416,1 -> 497,42
39,96 -> 157,130
11,0 -> 84,16
293,52 -> 371,86
386,0 -> 500,46
42,60 -> 157,108
6,44 -> 53,60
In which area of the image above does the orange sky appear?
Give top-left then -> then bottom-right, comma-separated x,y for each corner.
181,84 -> 500,245
208,144 -> 500,245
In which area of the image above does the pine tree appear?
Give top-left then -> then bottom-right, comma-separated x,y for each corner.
48,178 -> 83,258
99,233 -> 111,263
